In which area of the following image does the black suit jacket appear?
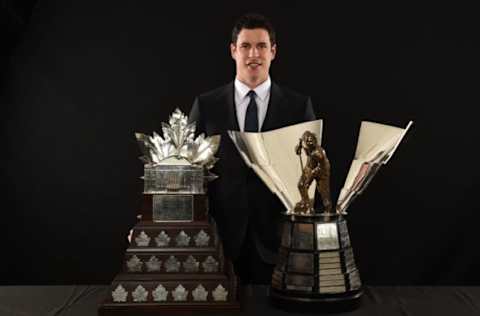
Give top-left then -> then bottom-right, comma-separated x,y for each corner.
189,81 -> 316,263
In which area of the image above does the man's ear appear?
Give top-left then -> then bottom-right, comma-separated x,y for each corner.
230,43 -> 236,60
271,44 -> 277,60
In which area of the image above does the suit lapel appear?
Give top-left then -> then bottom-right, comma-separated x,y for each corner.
261,82 -> 285,132
224,82 -> 240,131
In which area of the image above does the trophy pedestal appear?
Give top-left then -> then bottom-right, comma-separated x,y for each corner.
99,217 -> 240,314
269,213 -> 363,312
269,288 -> 362,313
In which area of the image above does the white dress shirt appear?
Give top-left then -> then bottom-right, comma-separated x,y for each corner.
234,77 -> 271,132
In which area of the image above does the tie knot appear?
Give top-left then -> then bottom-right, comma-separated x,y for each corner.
247,90 -> 256,98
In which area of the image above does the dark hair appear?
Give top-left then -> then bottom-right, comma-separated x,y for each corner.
231,13 -> 276,46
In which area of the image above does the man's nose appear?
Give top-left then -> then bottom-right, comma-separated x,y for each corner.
248,47 -> 260,57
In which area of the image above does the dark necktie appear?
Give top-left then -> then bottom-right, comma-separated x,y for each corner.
244,90 -> 258,132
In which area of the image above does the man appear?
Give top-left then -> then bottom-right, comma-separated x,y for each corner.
189,13 -> 316,284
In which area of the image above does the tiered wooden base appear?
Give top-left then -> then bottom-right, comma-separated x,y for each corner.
99,200 -> 239,314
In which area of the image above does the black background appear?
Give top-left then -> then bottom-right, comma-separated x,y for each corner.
1,1 -> 479,285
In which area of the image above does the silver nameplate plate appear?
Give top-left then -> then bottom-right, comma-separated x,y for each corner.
281,222 -> 291,247
144,165 -> 204,194
292,223 -> 314,250
319,256 -> 341,264
319,262 -> 341,270
338,220 -> 351,248
287,253 -> 314,274
319,285 -> 346,294
316,223 -> 340,250
285,274 -> 313,291
319,251 -> 340,259
319,268 -> 342,276
152,194 -> 193,222
319,279 -> 346,287
319,274 -> 345,282
349,269 -> 362,289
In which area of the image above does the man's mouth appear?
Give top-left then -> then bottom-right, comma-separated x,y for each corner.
247,62 -> 262,68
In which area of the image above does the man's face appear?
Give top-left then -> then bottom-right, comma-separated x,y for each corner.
231,28 -> 276,86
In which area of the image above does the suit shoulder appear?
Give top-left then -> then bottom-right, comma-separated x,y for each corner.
275,83 -> 311,103
196,82 -> 232,103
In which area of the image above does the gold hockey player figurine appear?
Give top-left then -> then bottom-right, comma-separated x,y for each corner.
293,131 -> 332,215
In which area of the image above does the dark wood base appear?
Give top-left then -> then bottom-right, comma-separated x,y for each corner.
269,287 -> 363,313
99,211 -> 239,314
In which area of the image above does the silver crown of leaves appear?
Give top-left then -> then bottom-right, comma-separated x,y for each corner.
135,108 -> 220,169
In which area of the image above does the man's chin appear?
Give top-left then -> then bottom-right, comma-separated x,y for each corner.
246,67 -> 264,77
237,72 -> 268,87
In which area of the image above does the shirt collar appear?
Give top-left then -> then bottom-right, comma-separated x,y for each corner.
234,76 -> 271,102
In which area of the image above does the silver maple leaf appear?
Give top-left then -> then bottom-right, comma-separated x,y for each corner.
135,108 -> 220,169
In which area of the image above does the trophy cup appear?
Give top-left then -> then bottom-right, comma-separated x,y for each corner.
99,109 -> 240,315
229,119 -> 412,312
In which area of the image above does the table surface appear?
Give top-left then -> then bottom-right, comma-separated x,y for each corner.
1,285 -> 480,316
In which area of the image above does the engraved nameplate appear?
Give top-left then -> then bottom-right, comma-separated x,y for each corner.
338,220 -> 351,247
281,222 -> 291,247
319,262 -> 341,270
320,279 -> 346,287
287,253 -> 314,274
343,248 -> 357,272
319,274 -> 345,282
292,223 -> 314,250
152,195 -> 193,222
277,248 -> 288,272
144,165 -> 204,194
316,223 -> 339,250
319,268 -> 342,275
319,256 -> 341,264
319,285 -> 346,294
285,274 -> 313,291
319,251 -> 340,259
349,269 -> 362,289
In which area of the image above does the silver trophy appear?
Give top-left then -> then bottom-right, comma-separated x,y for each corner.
229,119 -> 412,312
99,109 -> 239,315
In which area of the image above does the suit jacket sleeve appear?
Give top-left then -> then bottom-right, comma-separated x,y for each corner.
188,97 -> 206,135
